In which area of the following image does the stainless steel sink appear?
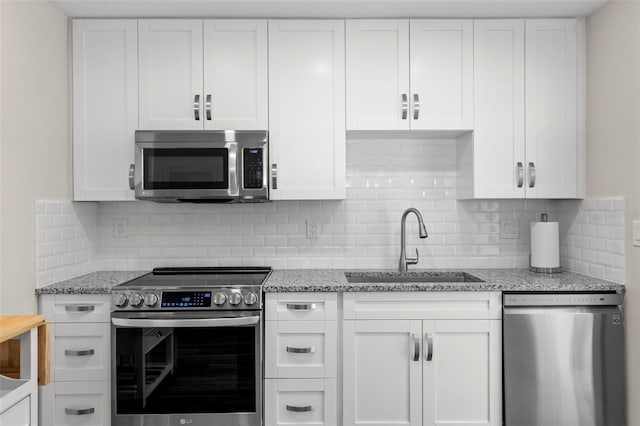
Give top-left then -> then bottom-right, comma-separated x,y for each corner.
345,271 -> 483,283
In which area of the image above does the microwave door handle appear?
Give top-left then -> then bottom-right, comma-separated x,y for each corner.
228,142 -> 239,196
111,316 -> 260,328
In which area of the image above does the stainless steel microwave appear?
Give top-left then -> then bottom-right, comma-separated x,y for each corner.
129,130 -> 268,203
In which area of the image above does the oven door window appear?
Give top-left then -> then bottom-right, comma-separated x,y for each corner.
114,325 -> 256,414
143,148 -> 228,190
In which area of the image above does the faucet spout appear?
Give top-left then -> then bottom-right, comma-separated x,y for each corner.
399,208 -> 428,273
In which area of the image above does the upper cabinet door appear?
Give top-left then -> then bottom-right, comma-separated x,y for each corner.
410,20 -> 473,130
203,20 -> 268,130
268,20 -> 346,200
472,19 -> 526,199
138,19 -> 204,130
525,19 -> 579,198
72,19 -> 138,201
346,20 -> 410,130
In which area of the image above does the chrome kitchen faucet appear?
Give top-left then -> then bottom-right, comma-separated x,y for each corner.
399,207 -> 428,273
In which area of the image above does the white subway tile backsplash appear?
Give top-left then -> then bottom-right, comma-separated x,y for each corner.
34,139 -> 625,285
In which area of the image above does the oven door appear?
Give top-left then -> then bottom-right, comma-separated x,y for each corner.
111,311 -> 262,426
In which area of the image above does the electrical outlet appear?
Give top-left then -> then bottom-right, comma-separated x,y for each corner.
500,218 -> 519,239
633,220 -> 640,247
306,219 -> 319,239
113,218 -> 128,239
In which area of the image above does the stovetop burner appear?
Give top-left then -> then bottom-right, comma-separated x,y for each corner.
111,266 -> 271,311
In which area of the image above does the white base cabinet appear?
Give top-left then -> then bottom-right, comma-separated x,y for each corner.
39,295 -> 111,426
343,292 -> 502,426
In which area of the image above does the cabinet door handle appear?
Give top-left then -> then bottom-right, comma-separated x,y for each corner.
65,349 -> 95,357
412,333 -> 420,362
286,404 -> 314,413
128,164 -> 135,190
206,94 -> 212,121
401,93 -> 408,120
516,162 -> 524,188
425,333 -> 433,362
65,305 -> 95,312
286,303 -> 316,311
413,94 -> 420,120
286,346 -> 316,354
271,163 -> 278,190
65,407 -> 95,416
194,94 -> 201,121
528,162 -> 536,188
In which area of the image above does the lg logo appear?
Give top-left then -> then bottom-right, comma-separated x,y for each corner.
179,418 -> 193,425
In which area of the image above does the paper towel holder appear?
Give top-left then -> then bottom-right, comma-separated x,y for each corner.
529,213 -> 562,274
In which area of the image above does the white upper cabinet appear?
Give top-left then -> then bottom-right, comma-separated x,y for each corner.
138,19 -> 267,131
346,20 -> 410,130
410,20 -> 474,130
138,19 -> 203,130
525,19 -> 581,198
268,20 -> 346,200
464,19 -> 526,199
72,19 -> 138,201
346,19 -> 473,131
458,18 -> 584,200
203,20 -> 268,130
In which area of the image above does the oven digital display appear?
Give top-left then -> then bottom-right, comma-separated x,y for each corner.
161,291 -> 212,308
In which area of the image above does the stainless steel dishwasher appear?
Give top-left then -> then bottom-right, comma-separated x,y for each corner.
503,292 -> 625,426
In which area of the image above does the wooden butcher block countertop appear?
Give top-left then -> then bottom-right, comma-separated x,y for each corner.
0,315 -> 50,385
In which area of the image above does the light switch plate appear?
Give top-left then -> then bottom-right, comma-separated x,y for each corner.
633,220 -> 640,247
500,219 -> 519,239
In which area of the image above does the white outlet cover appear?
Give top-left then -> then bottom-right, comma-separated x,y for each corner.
113,218 -> 128,239
633,220 -> 640,247
500,218 -> 519,239
306,219 -> 319,239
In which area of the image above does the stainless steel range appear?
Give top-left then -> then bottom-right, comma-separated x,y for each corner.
110,267 -> 271,426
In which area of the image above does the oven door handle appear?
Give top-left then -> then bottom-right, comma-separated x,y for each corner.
111,316 -> 260,328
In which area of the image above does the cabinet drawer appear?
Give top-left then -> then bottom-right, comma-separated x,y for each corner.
41,381 -> 109,426
265,321 -> 336,378
266,293 -> 337,321
265,379 -> 336,426
53,323 -> 109,381
41,295 -> 111,323
0,395 -> 30,426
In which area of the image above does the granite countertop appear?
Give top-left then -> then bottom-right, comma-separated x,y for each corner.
263,268 -> 625,293
35,268 -> 623,295
35,271 -> 149,295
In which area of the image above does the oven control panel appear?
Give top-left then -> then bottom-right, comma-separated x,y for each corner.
112,288 -> 261,311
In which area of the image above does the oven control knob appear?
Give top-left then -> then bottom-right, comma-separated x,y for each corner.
213,292 -> 227,306
244,292 -> 258,306
112,294 -> 128,308
229,292 -> 243,306
130,294 -> 144,307
145,293 -> 159,307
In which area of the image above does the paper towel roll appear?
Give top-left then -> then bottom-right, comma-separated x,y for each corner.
530,220 -> 560,272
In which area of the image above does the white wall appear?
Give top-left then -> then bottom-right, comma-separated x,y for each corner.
0,0 -> 69,314
586,0 -> 640,423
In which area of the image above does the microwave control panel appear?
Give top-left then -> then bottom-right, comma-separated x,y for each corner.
243,148 -> 264,189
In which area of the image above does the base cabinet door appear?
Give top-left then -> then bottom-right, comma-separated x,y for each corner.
343,320 -> 423,426
423,320 -> 502,426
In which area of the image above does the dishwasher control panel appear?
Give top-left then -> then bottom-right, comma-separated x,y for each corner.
504,292 -> 623,306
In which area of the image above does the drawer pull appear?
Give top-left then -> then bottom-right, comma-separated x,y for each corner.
286,303 -> 317,311
286,346 -> 316,354
286,404 -> 314,413
65,349 -> 95,357
65,305 -> 95,312
65,407 -> 95,416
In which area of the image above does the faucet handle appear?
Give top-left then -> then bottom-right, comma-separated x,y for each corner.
407,249 -> 419,265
